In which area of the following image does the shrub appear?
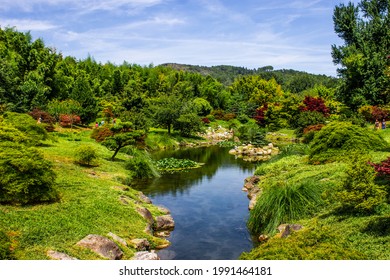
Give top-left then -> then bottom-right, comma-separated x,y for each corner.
59,114 -> 81,127
124,148 -> 159,179
240,222 -> 366,260
247,180 -> 324,234
29,108 -> 56,132
358,105 -> 389,122
90,126 -> 114,142
173,113 -> 204,136
309,122 -> 387,163
0,143 -> 58,204
293,111 -> 327,137
74,145 -> 98,166
2,112 -> 48,144
370,157 -> 390,179
302,124 -> 325,143
236,120 -> 267,147
0,231 -> 14,260
299,96 -> 330,116
335,153 -> 386,214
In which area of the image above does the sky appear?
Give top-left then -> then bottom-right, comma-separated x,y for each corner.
0,0 -> 360,76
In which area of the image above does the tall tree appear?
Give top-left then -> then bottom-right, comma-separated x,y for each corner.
332,0 -> 390,109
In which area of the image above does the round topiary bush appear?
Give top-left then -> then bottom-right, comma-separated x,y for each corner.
74,144 -> 99,166
309,121 -> 388,163
0,143 -> 58,205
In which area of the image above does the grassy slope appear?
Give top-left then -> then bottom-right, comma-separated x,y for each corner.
241,128 -> 390,260
0,127 -> 168,260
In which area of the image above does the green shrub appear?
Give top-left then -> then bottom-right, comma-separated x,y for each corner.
247,180 -> 324,234
240,222 -> 366,260
292,111 -> 327,137
236,120 -> 267,147
0,143 -> 58,204
335,153 -> 387,214
124,149 -> 159,179
309,121 -> 387,163
74,145 -> 99,166
2,112 -> 48,145
0,230 -> 14,260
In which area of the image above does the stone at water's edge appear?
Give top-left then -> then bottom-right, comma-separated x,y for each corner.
138,192 -> 152,204
155,215 -> 175,231
76,234 -> 123,260
132,251 -> 160,260
243,175 -> 262,210
136,207 -> 154,225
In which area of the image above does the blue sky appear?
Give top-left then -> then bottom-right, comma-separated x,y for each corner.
0,0 -> 359,76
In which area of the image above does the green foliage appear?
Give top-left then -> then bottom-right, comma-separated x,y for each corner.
241,221 -> 366,260
155,157 -> 199,171
309,122 -> 388,163
235,120 -> 267,146
332,1 -> 390,108
0,143 -> 58,204
74,145 -> 99,166
192,97 -> 213,116
173,113 -> 204,137
2,112 -> 48,145
335,153 -> 387,214
124,148 -> 159,179
292,111 -> 327,137
248,180 -> 324,234
0,230 -> 14,260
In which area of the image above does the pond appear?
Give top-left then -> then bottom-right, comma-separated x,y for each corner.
133,146 -> 258,260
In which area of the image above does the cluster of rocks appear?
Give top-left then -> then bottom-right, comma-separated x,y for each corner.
201,126 -> 233,142
47,191 -> 174,261
229,143 -> 279,162
242,175 -> 303,243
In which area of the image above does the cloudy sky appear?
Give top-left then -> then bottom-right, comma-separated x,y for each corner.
0,0 -> 359,76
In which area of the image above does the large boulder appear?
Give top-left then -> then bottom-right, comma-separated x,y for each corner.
138,192 -> 152,204
155,215 -> 175,231
76,234 -> 123,260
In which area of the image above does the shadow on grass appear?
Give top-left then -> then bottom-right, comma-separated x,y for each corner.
362,217 -> 390,236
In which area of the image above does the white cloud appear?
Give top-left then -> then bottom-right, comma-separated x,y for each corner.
0,18 -> 58,31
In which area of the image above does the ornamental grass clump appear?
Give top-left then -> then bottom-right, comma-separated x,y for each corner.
247,179 -> 323,234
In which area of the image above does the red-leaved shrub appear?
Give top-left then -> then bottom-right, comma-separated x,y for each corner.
59,114 -> 81,127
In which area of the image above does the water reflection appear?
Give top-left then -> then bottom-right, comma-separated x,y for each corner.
132,146 -> 258,260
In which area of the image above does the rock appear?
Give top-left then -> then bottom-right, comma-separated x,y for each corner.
156,205 -> 171,214
76,234 -> 123,260
132,251 -> 160,260
108,232 -> 127,246
157,250 -> 176,260
155,215 -> 175,231
136,207 -> 154,225
258,235 -> 269,243
155,241 -> 171,249
47,250 -> 77,260
144,223 -> 153,235
154,231 -> 171,238
277,224 -> 303,238
243,175 -> 261,192
248,195 -> 257,210
130,238 -> 150,251
138,192 -> 152,204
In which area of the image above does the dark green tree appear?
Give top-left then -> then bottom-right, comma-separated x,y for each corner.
332,0 -> 390,109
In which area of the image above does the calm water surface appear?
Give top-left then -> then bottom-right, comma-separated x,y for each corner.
133,146 -> 257,260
